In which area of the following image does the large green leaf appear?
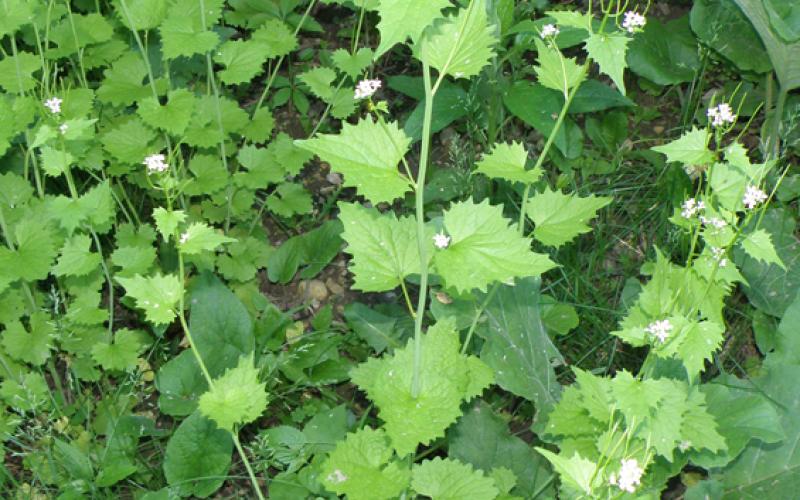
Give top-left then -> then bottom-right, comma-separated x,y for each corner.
163,411 -> 232,497
296,117 -> 412,204
449,401 -> 554,498
477,278 -> 564,422
350,318 -> 493,456
627,16 -> 701,86
188,273 -> 254,377
375,0 -> 450,58
503,81 -> 583,159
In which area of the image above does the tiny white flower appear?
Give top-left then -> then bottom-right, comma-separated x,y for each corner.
44,97 -> 62,114
326,469 -> 347,483
742,185 -> 767,209
679,440 -> 692,452
710,246 -> 728,267
433,232 -> 451,249
59,123 -> 69,135
680,198 -> 705,218
540,24 -> 559,39
143,153 -> 169,174
613,458 -> 644,493
354,79 -> 381,100
707,103 -> 736,127
645,319 -> 672,343
622,11 -> 646,33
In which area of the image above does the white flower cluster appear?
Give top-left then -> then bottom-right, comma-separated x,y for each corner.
707,103 -> 736,127
622,11 -> 646,33
680,198 -> 705,218
44,97 -> 62,114
645,319 -> 672,343
540,24 -> 559,39
433,232 -> 451,249
742,185 -> 767,209
609,458 -> 644,493
699,215 -> 727,230
354,79 -> 381,100
143,153 -> 169,174
710,246 -> 728,267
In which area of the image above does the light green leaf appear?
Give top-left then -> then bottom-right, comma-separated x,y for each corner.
320,427 -> 410,500
534,449 -> 596,496
266,182 -> 313,218
741,228 -> 785,269
137,89 -> 196,136
163,411 -> 232,498
584,32 -> 630,95
242,107 -> 275,143
101,117 -> 158,165
350,318 -> 493,456
417,1 -> 498,79
545,10 -> 594,32
1,313 -> 54,366
114,0 -> 167,30
299,67 -> 337,101
0,0 -> 34,37
251,19 -> 298,59
39,146 -> 74,177
375,0 -> 451,58
332,47 -> 374,79
534,38 -> 585,95
296,117 -> 412,204
475,141 -> 541,184
152,208 -> 186,240
214,39 -> 270,85
53,234 -> 102,277
0,52 -> 39,93
527,188 -> 612,247
434,198 -> 556,293
91,328 -> 146,372
412,457 -> 499,500
117,274 -> 182,325
178,222 -> 235,255
198,353 -> 267,430
0,220 -> 57,282
96,53 -> 150,106
659,319 -> 724,382
159,0 -> 224,59
651,127 -> 714,165
338,202 -> 423,292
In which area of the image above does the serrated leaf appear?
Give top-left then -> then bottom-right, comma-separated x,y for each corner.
0,0 -> 34,38
53,234 -> 102,277
417,2 -> 498,79
320,427 -> 410,500
527,188 -> 612,247
137,89 -> 195,136
101,117 -> 158,166
338,202 -> 423,292
332,47 -> 374,79
214,39 -> 270,85
299,67 -> 337,101
350,318 -> 493,456
178,222 -> 235,255
741,228 -> 785,269
266,182 -> 313,218
1,313 -> 54,366
585,32 -> 630,95
159,0 -> 224,59
651,127 -> 713,165
39,146 -> 74,177
296,117 -> 412,204
91,328 -> 146,372
96,53 -> 150,106
114,0 -> 167,30
152,208 -> 186,240
475,141 -> 541,184
117,274 -> 182,325
198,353 -> 267,430
251,19 -> 298,59
0,52 -> 39,93
660,319 -> 725,382
433,198 -> 556,293
0,220 -> 57,282
534,449 -> 596,496
375,0 -> 450,58
412,457 -> 498,500
534,38 -> 585,95
545,10 -> 593,32
242,107 -> 275,143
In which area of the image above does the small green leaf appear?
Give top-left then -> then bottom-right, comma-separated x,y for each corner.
375,0 -> 450,58
299,67 -> 337,101
651,127 -> 714,165
152,208 -> 186,240
527,188 -> 612,247
417,2 -> 498,79
178,222 -> 236,255
198,353 -> 267,430
117,273 -> 182,325
242,107 -> 275,143
159,0 -> 224,59
296,117 -> 412,204
0,52 -> 39,93
475,141 -> 541,184
412,457 -> 499,500
91,328 -> 146,372
96,53 -> 150,106
214,39 -> 270,85
0,220 -> 57,282
534,449 -> 596,496
2,313 -> 54,366
433,198 -> 556,293
584,32 -> 630,95
534,38 -> 585,95
741,229 -> 785,269
53,234 -> 102,277
39,146 -> 74,177
320,427 -> 410,500
266,182 -> 313,218
251,19 -> 298,59
332,47 -> 374,79
137,89 -> 196,136
101,117 -> 158,166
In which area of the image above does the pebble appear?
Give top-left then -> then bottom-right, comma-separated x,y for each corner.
299,279 -> 329,301
325,277 -> 344,296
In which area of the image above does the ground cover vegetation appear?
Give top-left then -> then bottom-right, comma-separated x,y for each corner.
0,0 -> 799,498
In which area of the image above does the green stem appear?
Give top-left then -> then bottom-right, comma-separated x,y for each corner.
411,63 -> 435,398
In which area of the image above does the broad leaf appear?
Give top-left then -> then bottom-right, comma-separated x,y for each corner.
527,188 -> 612,247
627,16 -> 701,86
199,353 -> 267,430
411,457 -> 498,500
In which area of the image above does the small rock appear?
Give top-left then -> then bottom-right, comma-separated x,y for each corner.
653,125 -> 665,134
326,172 -> 342,185
326,277 -> 344,296
300,279 -> 328,301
